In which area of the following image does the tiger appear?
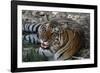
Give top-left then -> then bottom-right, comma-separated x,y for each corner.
37,20 -> 81,60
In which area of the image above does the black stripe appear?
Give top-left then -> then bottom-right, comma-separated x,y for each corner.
66,30 -> 69,42
32,24 -> 37,32
29,35 -> 31,43
36,24 -> 41,33
32,37 -> 35,44
57,49 -> 67,60
42,51 -> 48,59
37,32 -> 39,38
28,23 -> 31,31
22,31 -> 38,34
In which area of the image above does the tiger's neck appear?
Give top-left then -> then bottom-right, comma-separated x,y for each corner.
60,30 -> 69,48
51,30 -> 69,53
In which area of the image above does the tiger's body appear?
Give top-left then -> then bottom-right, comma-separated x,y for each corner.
22,20 -> 81,61
54,29 -> 80,60
37,20 -> 81,60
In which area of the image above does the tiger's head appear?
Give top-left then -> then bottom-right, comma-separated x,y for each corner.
38,20 -> 65,50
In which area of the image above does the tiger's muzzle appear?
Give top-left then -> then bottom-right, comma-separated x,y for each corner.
40,40 -> 50,49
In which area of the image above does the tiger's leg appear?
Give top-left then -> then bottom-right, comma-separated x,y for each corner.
71,56 -> 84,60
35,47 -> 54,61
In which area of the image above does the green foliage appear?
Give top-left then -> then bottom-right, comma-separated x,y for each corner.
22,46 -> 48,62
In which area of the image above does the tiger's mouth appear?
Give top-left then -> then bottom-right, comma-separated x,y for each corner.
41,43 -> 49,49
40,40 -> 49,49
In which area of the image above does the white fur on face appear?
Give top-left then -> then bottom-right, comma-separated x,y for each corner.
40,39 -> 49,48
